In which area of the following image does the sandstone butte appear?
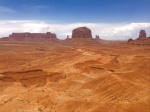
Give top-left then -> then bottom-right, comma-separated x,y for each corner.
72,27 -> 93,39
138,30 -> 147,39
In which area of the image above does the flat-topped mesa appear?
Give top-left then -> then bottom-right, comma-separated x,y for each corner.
72,27 -> 92,39
9,32 -> 56,38
9,33 -> 46,38
46,32 -> 57,38
138,30 -> 146,39
1,32 -> 57,41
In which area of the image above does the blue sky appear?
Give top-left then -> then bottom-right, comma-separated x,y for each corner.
0,0 -> 150,22
0,0 -> 150,39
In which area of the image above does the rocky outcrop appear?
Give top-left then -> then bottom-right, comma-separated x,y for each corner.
72,27 -> 92,39
128,38 -> 133,42
95,35 -> 102,41
95,35 -> 99,39
65,35 -> 70,40
138,30 -> 146,39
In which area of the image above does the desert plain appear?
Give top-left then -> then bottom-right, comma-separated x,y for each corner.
0,39 -> 150,112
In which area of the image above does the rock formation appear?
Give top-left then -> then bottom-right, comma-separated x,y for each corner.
96,35 -> 99,38
128,30 -> 150,45
9,32 -> 56,39
46,32 -> 56,38
72,27 -> 92,39
128,38 -> 133,42
65,35 -> 70,40
0,32 -> 57,41
95,35 -> 102,41
138,30 -> 146,39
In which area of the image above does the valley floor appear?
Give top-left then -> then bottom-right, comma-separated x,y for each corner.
0,41 -> 150,112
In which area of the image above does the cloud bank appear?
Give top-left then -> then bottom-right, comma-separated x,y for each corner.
0,20 -> 149,40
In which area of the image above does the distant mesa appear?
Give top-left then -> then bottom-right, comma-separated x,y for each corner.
1,28 -> 148,43
46,32 -> 57,38
0,32 -> 57,41
138,30 -> 146,39
9,32 -> 57,39
72,27 -> 92,39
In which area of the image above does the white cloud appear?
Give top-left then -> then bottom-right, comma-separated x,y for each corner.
0,6 -> 16,13
0,20 -> 149,40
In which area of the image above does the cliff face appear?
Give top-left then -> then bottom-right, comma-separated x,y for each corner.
72,27 -> 92,39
